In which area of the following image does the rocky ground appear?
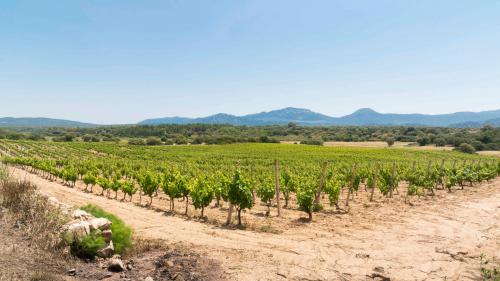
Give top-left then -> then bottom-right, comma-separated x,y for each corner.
0,184 -> 225,281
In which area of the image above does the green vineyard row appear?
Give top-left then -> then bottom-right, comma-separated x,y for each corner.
1,140 -> 499,224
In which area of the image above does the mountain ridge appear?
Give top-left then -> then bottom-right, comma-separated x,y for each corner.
0,117 -> 97,128
2,107 -> 500,128
139,107 -> 500,127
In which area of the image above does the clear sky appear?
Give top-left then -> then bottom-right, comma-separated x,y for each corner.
1,1 -> 499,124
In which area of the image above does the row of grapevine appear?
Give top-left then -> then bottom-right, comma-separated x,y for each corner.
1,140 -> 499,225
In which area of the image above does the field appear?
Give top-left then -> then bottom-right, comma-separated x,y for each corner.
1,140 -> 500,280
0,139 -> 498,225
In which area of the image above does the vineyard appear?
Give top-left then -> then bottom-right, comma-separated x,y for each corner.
1,139 -> 499,228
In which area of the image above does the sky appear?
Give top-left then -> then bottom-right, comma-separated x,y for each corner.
1,0 -> 499,124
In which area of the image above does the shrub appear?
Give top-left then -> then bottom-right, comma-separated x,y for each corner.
386,137 -> 395,147
146,136 -> 162,146
454,143 -> 476,154
128,138 -> 145,145
301,139 -> 323,146
435,137 -> 446,147
79,204 -> 132,254
67,230 -> 106,259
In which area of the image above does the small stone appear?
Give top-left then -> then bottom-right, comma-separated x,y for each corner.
102,229 -> 113,242
144,277 -> 154,281
13,220 -> 21,229
373,266 -> 385,273
99,273 -> 113,280
67,268 -> 76,276
66,221 -> 91,240
72,209 -> 91,220
126,263 -> 133,270
108,257 -> 125,272
47,197 -> 60,207
165,260 -> 174,267
89,217 -> 112,231
97,241 -> 114,258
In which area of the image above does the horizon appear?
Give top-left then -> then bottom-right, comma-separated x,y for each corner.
2,1 -> 500,124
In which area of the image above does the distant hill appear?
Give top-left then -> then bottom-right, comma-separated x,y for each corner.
450,117 -> 500,128
139,107 -> 500,127
0,117 -> 97,128
3,107 -> 500,128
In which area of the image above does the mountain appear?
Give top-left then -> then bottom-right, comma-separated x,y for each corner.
0,117 -> 97,128
3,108 -> 500,128
138,108 -> 334,126
139,107 -> 500,127
242,107 -> 335,125
450,117 -> 500,128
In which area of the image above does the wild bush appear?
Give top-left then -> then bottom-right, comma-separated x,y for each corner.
80,204 -> 132,254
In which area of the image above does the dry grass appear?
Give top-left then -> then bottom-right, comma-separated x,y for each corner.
0,180 -> 70,251
323,141 -> 454,150
479,151 -> 500,158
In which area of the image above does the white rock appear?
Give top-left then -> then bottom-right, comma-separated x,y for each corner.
72,209 -> 91,220
97,241 -> 114,258
47,197 -> 60,207
144,277 -> 154,281
67,221 -> 91,240
89,217 -> 112,231
107,255 -> 124,272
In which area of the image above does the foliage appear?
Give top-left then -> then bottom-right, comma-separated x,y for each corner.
480,254 -> 500,281
296,178 -> 316,221
67,230 -> 106,259
227,171 -> 254,225
256,175 -> 275,215
190,176 -> 214,217
80,204 -> 133,254
454,143 -> 476,154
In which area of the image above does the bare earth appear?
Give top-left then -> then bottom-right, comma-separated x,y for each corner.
322,141 -> 454,151
9,167 -> 500,281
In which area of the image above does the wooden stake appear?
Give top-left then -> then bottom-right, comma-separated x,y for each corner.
314,161 -> 328,209
389,162 -> 396,197
274,160 -> 281,217
345,164 -> 357,207
226,203 -> 233,225
369,163 -> 379,202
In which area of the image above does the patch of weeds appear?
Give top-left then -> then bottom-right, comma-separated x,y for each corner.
80,204 -> 132,254
65,230 -> 106,259
481,254 -> 500,281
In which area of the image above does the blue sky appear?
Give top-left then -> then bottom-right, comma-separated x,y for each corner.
1,0 -> 499,124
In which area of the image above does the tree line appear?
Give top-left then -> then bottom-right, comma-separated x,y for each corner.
1,123 -> 499,151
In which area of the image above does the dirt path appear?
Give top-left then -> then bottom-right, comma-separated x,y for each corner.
9,167 -> 500,281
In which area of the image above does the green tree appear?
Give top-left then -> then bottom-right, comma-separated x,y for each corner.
454,143 -> 476,154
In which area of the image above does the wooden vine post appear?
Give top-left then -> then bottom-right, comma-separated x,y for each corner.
226,204 -> 233,225
274,159 -> 281,217
345,164 -> 357,207
369,163 -> 379,202
314,161 -> 328,210
389,162 -> 396,197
